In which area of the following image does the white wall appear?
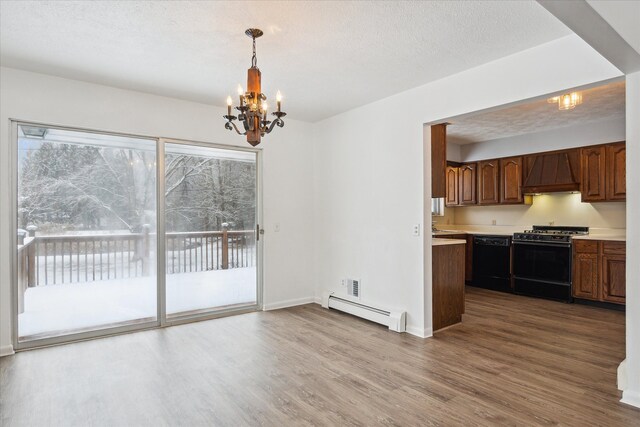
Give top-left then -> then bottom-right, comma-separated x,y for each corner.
446,141 -> 462,162
313,34 -> 622,337
458,116 -> 625,161
623,71 -> 640,407
0,67 -> 315,352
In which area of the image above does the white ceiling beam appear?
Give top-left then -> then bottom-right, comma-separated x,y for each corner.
537,0 -> 640,73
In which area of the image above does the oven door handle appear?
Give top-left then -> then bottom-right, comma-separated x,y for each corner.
512,241 -> 572,248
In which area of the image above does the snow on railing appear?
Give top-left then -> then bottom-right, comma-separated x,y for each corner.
17,229 -> 256,288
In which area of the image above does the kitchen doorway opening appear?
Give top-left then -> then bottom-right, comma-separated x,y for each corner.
426,76 -> 627,389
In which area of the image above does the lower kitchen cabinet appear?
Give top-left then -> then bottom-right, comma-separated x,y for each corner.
432,242 -> 465,331
573,239 -> 626,304
573,251 -> 599,300
432,233 -> 473,283
465,234 -> 473,283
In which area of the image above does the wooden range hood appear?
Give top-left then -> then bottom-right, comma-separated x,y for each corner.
521,148 -> 581,194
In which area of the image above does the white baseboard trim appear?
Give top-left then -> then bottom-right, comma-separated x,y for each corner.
617,359 -> 627,390
263,297 -> 316,311
406,325 -> 433,338
621,389 -> 640,409
0,345 -> 15,357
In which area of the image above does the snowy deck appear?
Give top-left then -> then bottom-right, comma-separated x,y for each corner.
19,267 -> 257,339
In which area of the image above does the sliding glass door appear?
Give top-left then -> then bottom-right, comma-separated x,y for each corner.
16,124 -> 158,342
163,142 -> 258,318
14,123 -> 259,346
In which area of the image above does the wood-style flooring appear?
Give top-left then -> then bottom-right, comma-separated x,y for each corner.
1,287 -> 638,426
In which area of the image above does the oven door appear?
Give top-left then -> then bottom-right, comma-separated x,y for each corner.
512,241 -> 572,284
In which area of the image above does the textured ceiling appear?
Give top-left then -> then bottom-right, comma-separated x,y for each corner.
0,1 -> 571,122
447,81 -> 626,145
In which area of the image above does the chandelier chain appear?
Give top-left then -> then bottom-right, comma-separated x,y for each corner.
251,37 -> 257,67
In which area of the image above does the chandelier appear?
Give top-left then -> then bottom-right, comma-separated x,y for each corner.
547,92 -> 583,110
223,28 -> 286,146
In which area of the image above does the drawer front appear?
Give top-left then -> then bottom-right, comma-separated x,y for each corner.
574,240 -> 598,254
602,241 -> 625,255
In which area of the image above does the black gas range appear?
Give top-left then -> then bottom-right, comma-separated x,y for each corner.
512,225 -> 589,302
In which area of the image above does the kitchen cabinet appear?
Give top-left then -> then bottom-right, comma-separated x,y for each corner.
458,163 -> 477,205
572,239 -> 626,304
573,241 -> 599,300
478,160 -> 499,205
581,142 -> 625,202
601,241 -> 626,303
465,234 -> 473,283
432,241 -> 465,331
431,233 -> 473,283
500,156 -> 524,204
606,142 -> 626,201
431,124 -> 447,198
581,146 -> 607,202
445,166 -> 459,207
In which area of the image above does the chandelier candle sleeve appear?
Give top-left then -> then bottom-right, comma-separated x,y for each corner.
237,85 -> 244,107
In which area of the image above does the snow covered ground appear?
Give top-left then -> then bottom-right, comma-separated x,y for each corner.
19,267 -> 257,339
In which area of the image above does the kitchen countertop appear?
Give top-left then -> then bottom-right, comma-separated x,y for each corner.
572,234 -> 626,242
433,238 -> 466,246
434,227 -> 626,240
433,229 -> 518,237
432,231 -> 468,236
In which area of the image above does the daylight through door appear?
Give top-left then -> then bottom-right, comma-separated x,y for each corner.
14,124 -> 259,346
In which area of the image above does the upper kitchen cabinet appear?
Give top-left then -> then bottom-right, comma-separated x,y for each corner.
445,165 -> 459,207
581,142 -> 625,202
581,146 -> 607,202
522,148 -> 580,194
606,142 -> 626,201
431,124 -> 447,198
500,156 -> 524,204
478,160 -> 499,205
458,163 -> 477,205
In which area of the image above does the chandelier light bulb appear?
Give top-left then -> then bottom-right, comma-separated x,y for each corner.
276,90 -> 282,112
237,84 -> 243,95
559,94 -> 575,110
226,95 -> 232,115
570,92 -> 582,105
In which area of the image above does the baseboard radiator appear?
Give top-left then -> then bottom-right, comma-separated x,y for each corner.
321,292 -> 406,333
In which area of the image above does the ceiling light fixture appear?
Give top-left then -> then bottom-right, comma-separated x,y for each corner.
547,92 -> 583,110
223,28 -> 286,146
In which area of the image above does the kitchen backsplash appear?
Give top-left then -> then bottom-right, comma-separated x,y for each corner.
442,192 -> 625,229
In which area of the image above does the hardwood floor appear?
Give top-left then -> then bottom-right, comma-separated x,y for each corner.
1,287 -> 638,426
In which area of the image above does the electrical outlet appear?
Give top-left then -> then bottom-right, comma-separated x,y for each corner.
413,224 -> 421,236
491,219 -> 497,226
549,220 -> 555,226
341,279 -> 346,287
